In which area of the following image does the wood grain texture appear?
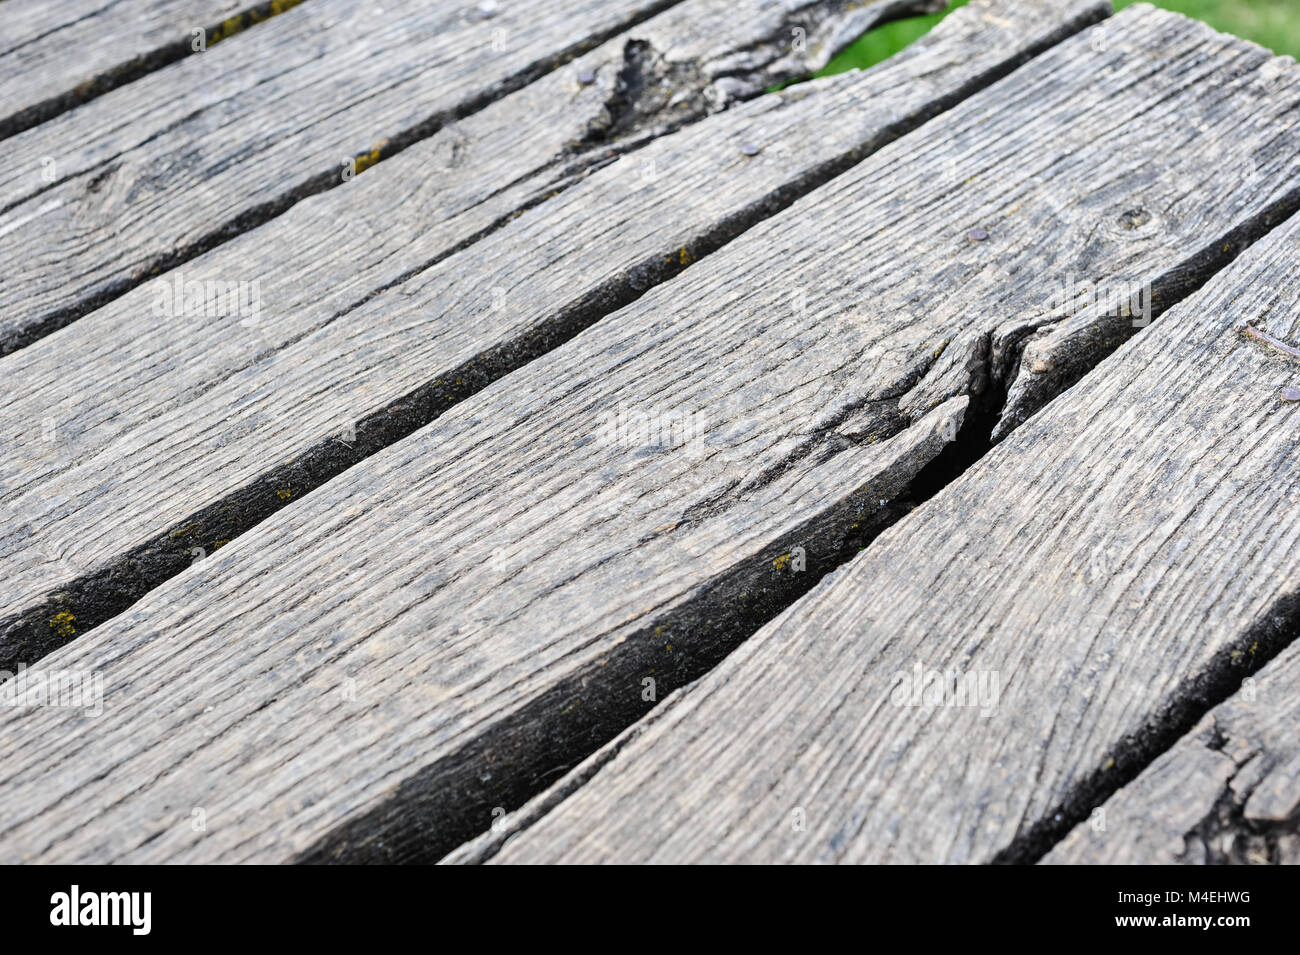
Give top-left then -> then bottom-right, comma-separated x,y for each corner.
0,1 -> 305,139
0,0 -> 1122,863
991,38 -> 1300,443
0,0 -> 688,354
1045,642 -> 1300,864
0,0 -> 1072,674
469,100 -> 1300,866
1035,219 -> 1300,865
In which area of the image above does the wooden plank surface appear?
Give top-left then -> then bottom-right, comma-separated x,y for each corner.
0,0 -> 1066,673
1045,641 -> 1300,864
0,0 -> 1122,863
991,42 -> 1300,443
462,127 -> 1300,865
0,1 -> 304,139
0,0 -> 691,354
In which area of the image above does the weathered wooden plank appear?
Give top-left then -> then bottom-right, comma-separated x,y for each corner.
0,0 -> 1118,867
0,0 -> 1062,671
991,39 -> 1300,442
0,0 -> 705,354
1034,215 -> 1300,865
4,2 -> 1291,866
464,119 -> 1300,866
0,1 -> 306,140
1045,642 -> 1300,864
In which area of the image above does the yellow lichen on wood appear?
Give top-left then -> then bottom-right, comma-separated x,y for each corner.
50,610 -> 76,638
216,0 -> 306,42
353,140 -> 389,176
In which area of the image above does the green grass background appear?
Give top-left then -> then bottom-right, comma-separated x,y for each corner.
819,0 -> 1300,76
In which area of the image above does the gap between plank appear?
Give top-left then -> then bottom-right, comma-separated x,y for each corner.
1006,587 -> 1300,863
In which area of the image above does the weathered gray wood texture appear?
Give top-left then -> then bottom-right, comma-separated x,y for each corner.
991,40 -> 1300,442
1038,219 -> 1300,866
0,0 -> 1059,673
468,108 -> 1300,865
1045,643 -> 1300,864
0,0 -> 1118,863
0,0 -> 700,353
0,1 -> 306,140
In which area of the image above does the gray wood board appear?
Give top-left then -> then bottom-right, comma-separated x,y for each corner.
1045,643 -> 1300,864
0,0 -> 1126,863
0,1 -> 305,139
991,39 -> 1300,442
468,116 -> 1300,865
0,0 -> 1075,673
0,0 -> 696,353
3,3 -> 1291,865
